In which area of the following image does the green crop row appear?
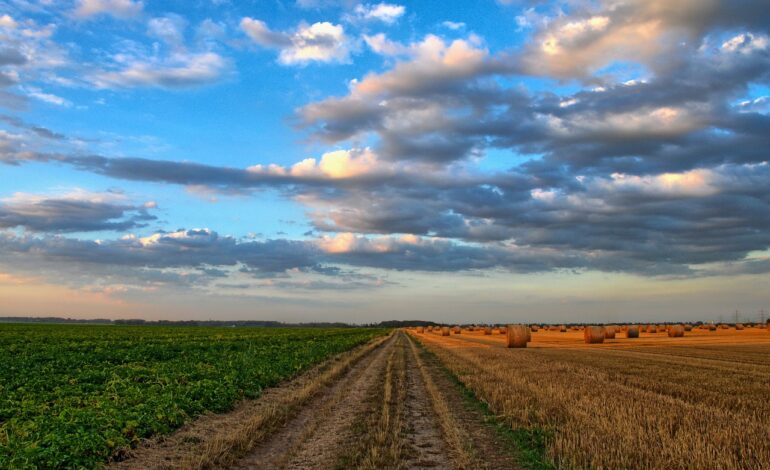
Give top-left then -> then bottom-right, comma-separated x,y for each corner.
0,324 -> 388,469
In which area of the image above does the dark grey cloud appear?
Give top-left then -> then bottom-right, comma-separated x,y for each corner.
0,115 -> 66,140
0,194 -> 156,233
0,47 -> 26,67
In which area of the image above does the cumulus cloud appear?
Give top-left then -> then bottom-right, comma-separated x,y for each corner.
241,18 -> 351,65
517,0 -> 770,79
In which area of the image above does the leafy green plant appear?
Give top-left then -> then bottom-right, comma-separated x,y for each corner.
0,324 -> 387,468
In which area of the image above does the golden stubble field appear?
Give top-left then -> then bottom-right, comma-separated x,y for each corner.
409,326 -> 770,470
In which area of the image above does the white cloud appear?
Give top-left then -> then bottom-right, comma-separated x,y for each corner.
88,52 -> 228,89
441,21 -> 465,30
248,148 -> 389,179
363,33 -> 409,56
147,15 -> 187,49
241,18 -> 350,65
23,87 -> 72,107
721,33 -> 769,54
74,0 -> 143,19
0,14 -> 18,29
350,3 -> 405,24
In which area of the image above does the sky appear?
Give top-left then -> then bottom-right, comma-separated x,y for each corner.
0,0 -> 769,324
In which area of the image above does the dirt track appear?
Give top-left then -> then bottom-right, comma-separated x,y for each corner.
232,332 -> 518,469
115,331 -> 519,469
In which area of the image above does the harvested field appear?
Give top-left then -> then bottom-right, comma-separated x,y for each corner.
408,327 -> 770,470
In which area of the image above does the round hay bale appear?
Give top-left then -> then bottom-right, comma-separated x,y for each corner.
453,326 -> 461,334
668,324 -> 685,337
684,324 -> 692,332
645,325 -> 655,333
626,325 -> 639,338
656,325 -> 667,333
505,324 -> 529,348
559,325 -> 567,332
531,325 -> 539,332
484,327 -> 492,335
584,326 -> 605,344
604,326 -> 616,339
441,327 -> 450,336
735,323 -> 744,330
416,326 -> 424,333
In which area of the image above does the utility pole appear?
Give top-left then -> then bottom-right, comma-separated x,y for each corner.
761,309 -> 766,324
734,309 -> 739,325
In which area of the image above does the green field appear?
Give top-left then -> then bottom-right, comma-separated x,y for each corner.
0,324 -> 388,469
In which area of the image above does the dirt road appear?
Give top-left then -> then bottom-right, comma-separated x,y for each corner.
115,331 -> 519,469
233,331 -> 518,469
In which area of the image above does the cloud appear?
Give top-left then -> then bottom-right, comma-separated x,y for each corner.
88,51 -> 228,89
0,114 -> 65,140
248,148 -> 389,179
0,190 -> 156,233
147,14 -> 188,49
516,0 -> 770,79
0,47 -> 26,66
241,18 -> 351,65
73,0 -> 143,19
2,0 -> 770,288
441,21 -> 466,31
346,3 -> 405,24
22,87 -> 72,107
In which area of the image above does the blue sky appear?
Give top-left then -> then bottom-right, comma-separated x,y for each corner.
1,0 -> 769,322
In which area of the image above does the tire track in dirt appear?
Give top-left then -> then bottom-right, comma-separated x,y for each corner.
404,332 -> 522,470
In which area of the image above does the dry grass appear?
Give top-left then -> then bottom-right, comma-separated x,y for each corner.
409,328 -> 770,470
